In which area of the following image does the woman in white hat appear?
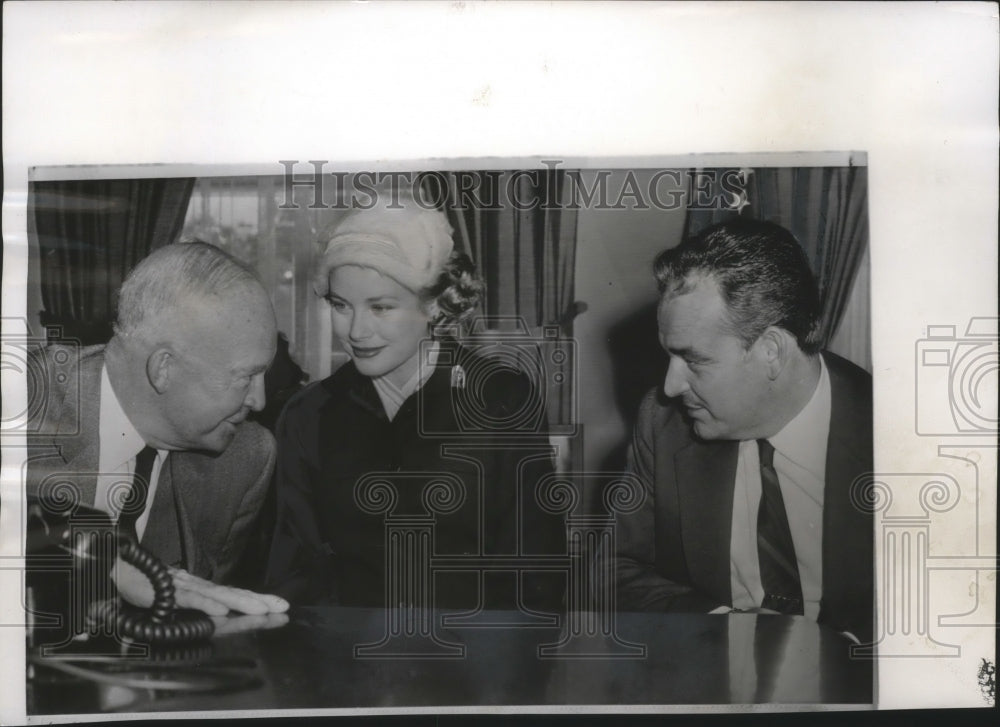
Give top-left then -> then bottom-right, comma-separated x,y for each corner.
265,194 -> 564,613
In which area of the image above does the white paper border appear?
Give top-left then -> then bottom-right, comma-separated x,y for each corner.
3,1 -> 998,722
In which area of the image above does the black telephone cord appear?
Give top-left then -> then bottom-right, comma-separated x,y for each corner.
86,537 -> 215,645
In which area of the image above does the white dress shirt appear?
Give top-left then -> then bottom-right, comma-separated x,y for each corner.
96,365 -> 166,540
728,357 -> 831,620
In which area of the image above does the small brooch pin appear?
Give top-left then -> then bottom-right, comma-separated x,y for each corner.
451,364 -> 466,389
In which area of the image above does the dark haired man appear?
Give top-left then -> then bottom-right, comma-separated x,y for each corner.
597,219 -> 873,642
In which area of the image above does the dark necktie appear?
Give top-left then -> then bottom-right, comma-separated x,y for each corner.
756,439 -> 804,615
118,445 -> 157,543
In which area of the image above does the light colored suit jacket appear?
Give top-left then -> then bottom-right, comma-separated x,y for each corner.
599,351 -> 874,642
24,344 -> 275,584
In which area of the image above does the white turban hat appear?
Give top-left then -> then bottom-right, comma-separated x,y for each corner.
315,198 -> 454,296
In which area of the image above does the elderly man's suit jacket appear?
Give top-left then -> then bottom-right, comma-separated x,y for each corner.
24,344 -> 275,584
602,351 -> 874,642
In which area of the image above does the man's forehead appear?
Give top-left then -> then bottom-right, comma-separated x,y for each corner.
177,330 -> 274,370
177,286 -> 274,328
173,293 -> 274,352
658,276 -> 727,329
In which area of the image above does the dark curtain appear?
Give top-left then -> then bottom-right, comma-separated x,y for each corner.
421,169 -> 580,429
30,178 -> 196,345
684,166 -> 869,348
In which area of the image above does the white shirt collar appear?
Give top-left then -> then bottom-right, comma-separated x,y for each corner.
98,364 -> 147,472
769,355 -> 831,482
372,342 -> 440,421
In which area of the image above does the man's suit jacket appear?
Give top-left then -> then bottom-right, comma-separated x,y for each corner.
600,351 -> 874,642
24,344 -> 276,584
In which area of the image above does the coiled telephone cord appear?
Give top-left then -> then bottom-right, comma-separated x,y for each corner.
86,537 -> 215,644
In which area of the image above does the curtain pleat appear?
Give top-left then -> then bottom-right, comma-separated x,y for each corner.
427,169 -> 580,427
683,167 -> 869,355
817,167 -> 869,345
30,178 -> 196,344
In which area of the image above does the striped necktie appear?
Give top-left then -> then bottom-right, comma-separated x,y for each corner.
756,439 -> 804,614
117,445 -> 157,543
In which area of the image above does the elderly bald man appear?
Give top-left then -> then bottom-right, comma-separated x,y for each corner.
26,241 -> 287,616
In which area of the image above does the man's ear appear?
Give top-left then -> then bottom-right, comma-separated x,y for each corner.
756,327 -> 788,380
146,348 -> 174,394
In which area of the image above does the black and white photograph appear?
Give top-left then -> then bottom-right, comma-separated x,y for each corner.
2,2 -> 996,723
17,160 -> 874,713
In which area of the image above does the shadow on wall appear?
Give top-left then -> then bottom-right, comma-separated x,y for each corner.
235,332 -> 306,590
598,301 -> 667,474
252,332 -> 307,433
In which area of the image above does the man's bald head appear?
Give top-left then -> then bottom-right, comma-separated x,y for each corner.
114,242 -> 269,346
108,242 -> 277,453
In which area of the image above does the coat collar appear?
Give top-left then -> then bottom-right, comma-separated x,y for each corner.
670,351 -> 872,623
675,436 -> 738,602
818,351 -> 873,635
320,339 -> 463,421
140,455 -> 210,576
52,345 -> 105,468
27,345 -> 106,507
